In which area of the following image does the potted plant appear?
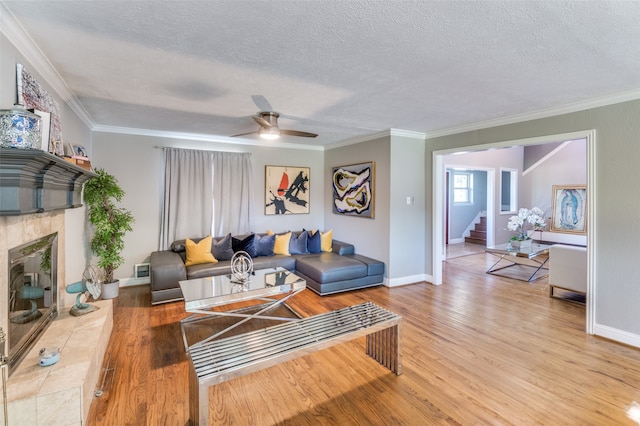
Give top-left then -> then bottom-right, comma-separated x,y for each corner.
507,207 -> 545,250
83,168 -> 135,299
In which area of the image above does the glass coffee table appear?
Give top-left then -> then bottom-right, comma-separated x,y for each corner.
485,242 -> 551,282
179,267 -> 306,352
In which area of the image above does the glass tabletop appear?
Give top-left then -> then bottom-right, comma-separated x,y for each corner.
179,267 -> 306,312
485,242 -> 552,258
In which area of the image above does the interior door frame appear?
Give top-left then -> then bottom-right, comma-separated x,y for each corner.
445,167 -> 494,250
432,129 -> 596,334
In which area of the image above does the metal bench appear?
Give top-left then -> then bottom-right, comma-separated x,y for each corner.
188,301 -> 402,425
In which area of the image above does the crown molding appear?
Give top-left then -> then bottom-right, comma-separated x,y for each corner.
92,125 -> 324,151
389,128 -> 427,140
425,89 -> 640,139
325,128 -> 426,150
0,2 -> 96,128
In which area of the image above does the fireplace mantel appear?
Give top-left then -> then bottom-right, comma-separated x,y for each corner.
0,148 -> 96,215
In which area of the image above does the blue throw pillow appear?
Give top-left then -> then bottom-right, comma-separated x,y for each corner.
306,230 -> 321,253
232,234 -> 257,257
289,231 -> 309,255
211,233 -> 234,261
254,234 -> 276,257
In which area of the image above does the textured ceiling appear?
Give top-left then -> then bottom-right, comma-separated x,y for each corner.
2,1 -> 640,147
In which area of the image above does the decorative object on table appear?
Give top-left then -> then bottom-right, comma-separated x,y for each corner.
0,104 -> 41,149
83,169 -> 135,299
507,207 -> 545,251
66,265 -> 102,316
550,185 -> 587,234
38,347 -> 61,367
230,250 -> 253,285
332,161 -> 375,218
16,63 -> 64,145
265,165 -> 310,215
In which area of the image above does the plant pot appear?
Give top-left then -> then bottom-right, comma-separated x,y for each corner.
510,239 -> 532,251
102,280 -> 120,299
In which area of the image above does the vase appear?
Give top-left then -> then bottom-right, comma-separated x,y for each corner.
102,280 -> 120,299
0,105 -> 41,149
510,238 -> 532,251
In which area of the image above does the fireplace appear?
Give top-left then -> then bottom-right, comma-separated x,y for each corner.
7,232 -> 58,375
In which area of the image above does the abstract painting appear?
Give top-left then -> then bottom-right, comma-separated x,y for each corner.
17,63 -> 63,145
332,161 -> 375,218
265,166 -> 310,215
550,185 -> 587,234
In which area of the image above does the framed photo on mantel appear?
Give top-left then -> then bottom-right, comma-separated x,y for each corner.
550,185 -> 586,234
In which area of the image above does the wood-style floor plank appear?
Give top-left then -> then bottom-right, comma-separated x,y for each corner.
87,253 -> 640,425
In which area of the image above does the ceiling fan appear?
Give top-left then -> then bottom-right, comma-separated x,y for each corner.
231,111 -> 318,140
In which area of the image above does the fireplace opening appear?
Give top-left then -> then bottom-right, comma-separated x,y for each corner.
8,232 -> 58,375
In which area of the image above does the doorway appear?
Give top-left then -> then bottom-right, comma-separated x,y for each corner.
432,130 -> 595,334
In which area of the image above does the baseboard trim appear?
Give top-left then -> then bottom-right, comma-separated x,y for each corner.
385,274 -> 435,287
119,277 -> 150,287
593,323 -> 640,349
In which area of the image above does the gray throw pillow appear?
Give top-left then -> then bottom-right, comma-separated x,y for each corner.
254,234 -> 276,257
212,233 -> 234,261
289,231 -> 309,255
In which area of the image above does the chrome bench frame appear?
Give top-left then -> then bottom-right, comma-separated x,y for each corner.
188,302 -> 402,425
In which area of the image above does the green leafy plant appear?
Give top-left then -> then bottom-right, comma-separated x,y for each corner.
83,168 -> 135,283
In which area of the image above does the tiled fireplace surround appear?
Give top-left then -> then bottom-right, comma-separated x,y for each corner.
0,212 -> 113,425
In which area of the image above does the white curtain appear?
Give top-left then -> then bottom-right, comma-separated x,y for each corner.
212,151 -> 254,237
159,148 -> 254,250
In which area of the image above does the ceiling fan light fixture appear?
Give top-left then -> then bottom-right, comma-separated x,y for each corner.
259,126 -> 280,140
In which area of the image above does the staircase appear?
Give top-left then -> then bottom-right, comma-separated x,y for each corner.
465,216 -> 487,246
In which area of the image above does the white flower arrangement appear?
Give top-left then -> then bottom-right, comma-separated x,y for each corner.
507,207 -> 545,241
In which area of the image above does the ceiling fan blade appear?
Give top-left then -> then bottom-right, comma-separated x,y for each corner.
252,115 -> 273,128
251,95 -> 273,112
280,129 -> 318,138
230,131 -> 258,137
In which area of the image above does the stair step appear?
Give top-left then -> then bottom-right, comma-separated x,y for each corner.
465,237 -> 486,246
470,230 -> 486,239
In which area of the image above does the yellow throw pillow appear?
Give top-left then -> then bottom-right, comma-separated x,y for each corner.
185,236 -> 218,266
273,231 -> 292,255
321,229 -> 333,252
267,229 -> 275,236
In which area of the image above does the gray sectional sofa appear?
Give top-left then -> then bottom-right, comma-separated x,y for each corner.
149,232 -> 385,304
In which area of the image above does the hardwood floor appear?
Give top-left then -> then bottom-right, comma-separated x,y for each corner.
87,253 -> 640,425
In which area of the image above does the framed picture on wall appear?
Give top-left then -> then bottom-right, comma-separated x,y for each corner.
550,185 -> 587,234
265,166 -> 310,215
332,161 -> 375,218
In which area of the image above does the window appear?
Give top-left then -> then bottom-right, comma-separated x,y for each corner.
453,171 -> 473,204
500,168 -> 517,214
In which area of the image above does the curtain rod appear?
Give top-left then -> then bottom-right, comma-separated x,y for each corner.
154,146 -> 249,154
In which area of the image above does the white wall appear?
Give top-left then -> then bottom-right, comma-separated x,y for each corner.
91,132 -> 325,280
520,139 -> 587,215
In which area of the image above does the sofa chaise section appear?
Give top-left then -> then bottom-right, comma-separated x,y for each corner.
150,235 -> 385,304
